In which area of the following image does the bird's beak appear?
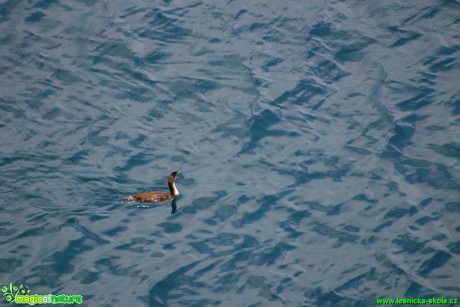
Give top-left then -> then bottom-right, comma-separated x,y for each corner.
177,166 -> 183,174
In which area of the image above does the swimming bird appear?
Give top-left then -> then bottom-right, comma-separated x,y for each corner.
123,166 -> 182,204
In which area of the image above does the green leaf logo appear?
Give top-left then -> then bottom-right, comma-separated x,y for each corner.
1,282 -> 31,304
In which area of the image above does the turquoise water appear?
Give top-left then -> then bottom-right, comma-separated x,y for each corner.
1,1 -> 459,306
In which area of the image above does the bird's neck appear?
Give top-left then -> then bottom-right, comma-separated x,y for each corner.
168,181 -> 179,197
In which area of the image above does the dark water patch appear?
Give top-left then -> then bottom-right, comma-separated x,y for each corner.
430,143 -> 460,159
62,218 -> 110,245
137,9 -> 192,42
419,71 -> 437,86
387,124 -> 415,150
189,233 -> 258,257
184,191 -> 227,215
373,221 -> 393,233
206,204 -> 237,224
46,238 -> 92,272
352,194 -> 378,204
404,281 -> 434,298
246,274 -> 284,302
307,202 -> 341,215
192,259 -> 224,279
251,242 -> 295,266
286,209 -> 311,224
418,251 -> 451,278
309,21 -> 332,38
346,146 -> 372,156
393,234 -> 425,254
0,0 -> 18,23
25,10 -> 46,23
0,227 -> 17,236
387,25 -> 422,48
402,113 -> 430,124
114,84 -> 154,103
239,109 -> 282,153
0,258 -> 22,273
157,222 -> 183,234
115,152 -> 151,172
279,168 -> 328,184
415,214 -> 440,226
101,226 -> 128,237
214,205 -> 237,222
149,261 -> 201,306
213,272 -> 239,293
144,49 -> 170,64
115,237 -> 156,253
94,256 -> 140,278
0,100 -> 26,121
305,287 -> 368,307
311,59 -> 350,84
447,241 -> 460,255
335,40 -> 372,63
431,234 -> 447,242
400,157 -> 431,168
419,197 -> 433,208
273,79 -> 325,107
52,68 -> 83,84
396,91 -> 434,111
384,208 -> 409,219
280,220 -> 303,239
344,225 -> 359,233
427,57 -> 457,73
445,202 -> 460,212
334,268 -> 376,294
233,191 -> 291,226
72,269 -> 99,284
64,149 -> 91,165
33,0 -> 58,9
313,223 -> 359,244
261,56 -> 283,72
406,165 -> 459,190
219,250 -> 252,272
13,225 -> 58,242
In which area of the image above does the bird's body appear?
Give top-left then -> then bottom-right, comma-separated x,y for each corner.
123,166 -> 182,204
132,191 -> 175,203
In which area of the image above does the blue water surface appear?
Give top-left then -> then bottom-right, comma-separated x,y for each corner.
1,0 -> 459,306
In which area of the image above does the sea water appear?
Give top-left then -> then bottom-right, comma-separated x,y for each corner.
0,1 -> 459,306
